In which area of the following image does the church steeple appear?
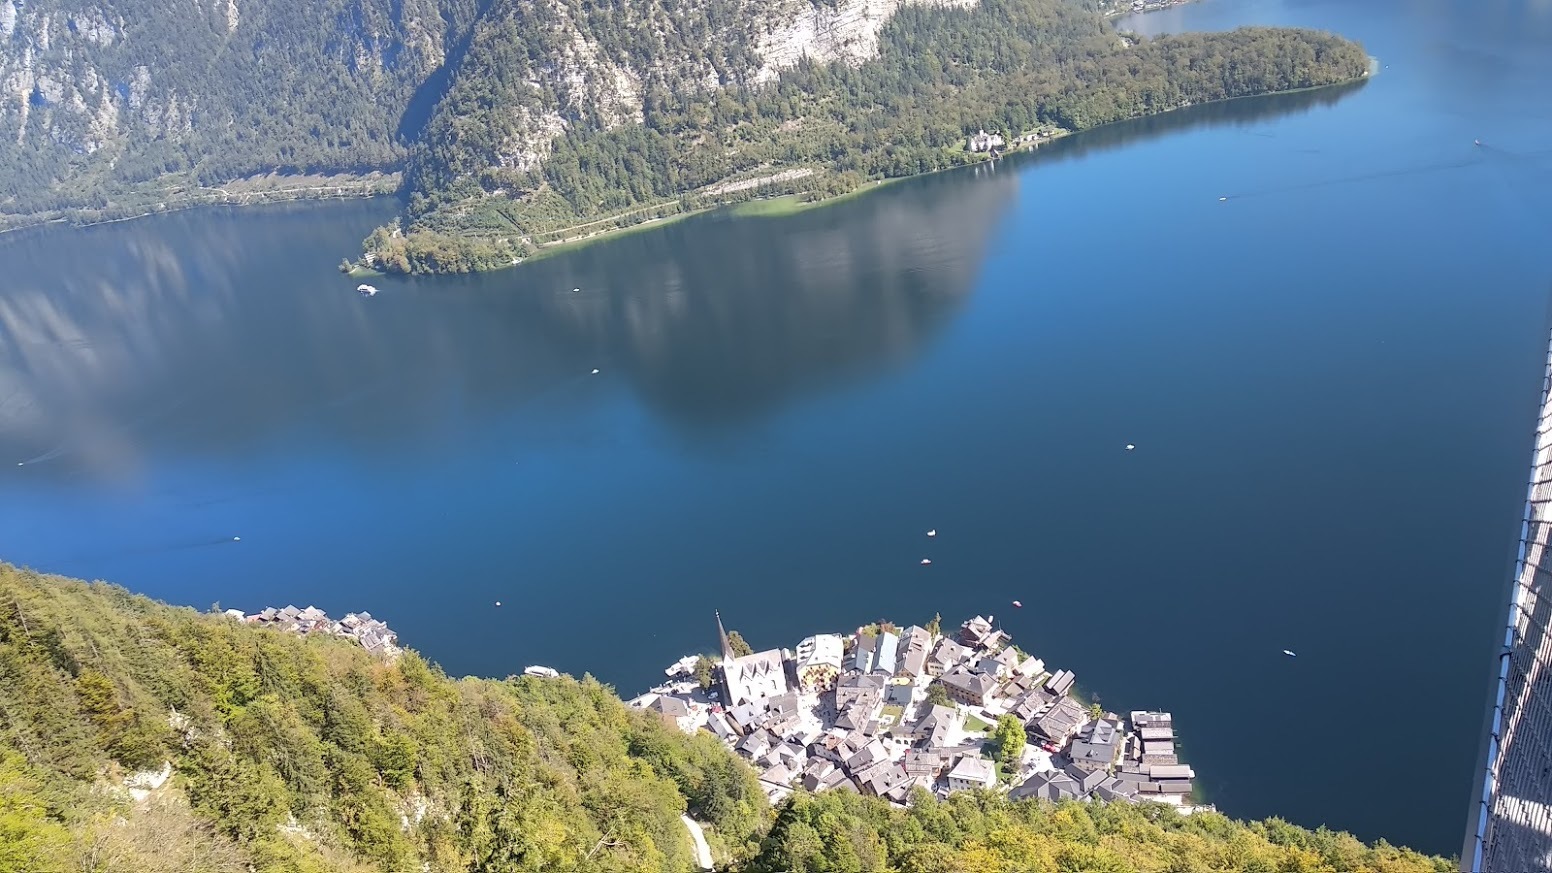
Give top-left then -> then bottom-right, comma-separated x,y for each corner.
716,610 -> 734,662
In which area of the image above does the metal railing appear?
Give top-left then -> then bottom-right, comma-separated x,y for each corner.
1462,326 -> 1552,873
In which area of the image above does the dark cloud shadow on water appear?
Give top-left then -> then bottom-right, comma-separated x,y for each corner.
438,170 -> 1027,431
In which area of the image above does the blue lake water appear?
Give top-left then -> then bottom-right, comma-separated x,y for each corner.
3,0 -> 1551,854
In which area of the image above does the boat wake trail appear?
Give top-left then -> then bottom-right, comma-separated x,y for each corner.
1221,144 -> 1552,202
1223,155 -> 1484,200
66,534 -> 243,565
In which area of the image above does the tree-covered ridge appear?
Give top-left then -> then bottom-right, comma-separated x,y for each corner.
367,0 -> 1368,273
750,789 -> 1453,873
0,564 -> 765,872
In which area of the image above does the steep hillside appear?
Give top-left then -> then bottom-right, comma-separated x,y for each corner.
0,564 -> 766,872
0,0 -> 481,216
363,0 -> 1369,272
0,562 -> 1454,872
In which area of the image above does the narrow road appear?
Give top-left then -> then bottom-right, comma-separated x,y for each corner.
681,814 -> 713,871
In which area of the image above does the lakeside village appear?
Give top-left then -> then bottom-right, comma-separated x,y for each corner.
629,613 -> 1204,810
221,604 -> 402,658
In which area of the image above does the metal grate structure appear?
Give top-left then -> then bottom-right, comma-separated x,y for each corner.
1463,329 -> 1552,872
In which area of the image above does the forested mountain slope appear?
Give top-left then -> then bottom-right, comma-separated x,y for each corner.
0,562 -> 1451,872
367,0 -> 1369,272
0,0 -> 481,215
0,564 -> 765,872
0,0 -> 1365,269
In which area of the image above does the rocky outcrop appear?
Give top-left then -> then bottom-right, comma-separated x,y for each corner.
753,0 -> 978,83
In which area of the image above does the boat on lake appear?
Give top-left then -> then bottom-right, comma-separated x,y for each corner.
523,665 -> 560,678
357,284 -> 379,296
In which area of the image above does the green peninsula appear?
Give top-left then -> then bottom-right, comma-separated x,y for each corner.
360,4 -> 1368,273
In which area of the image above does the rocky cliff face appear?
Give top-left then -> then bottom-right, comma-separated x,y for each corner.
752,0 -> 976,84
0,0 -> 975,216
406,0 -> 983,203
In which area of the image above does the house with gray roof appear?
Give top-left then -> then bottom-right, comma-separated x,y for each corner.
844,739 -> 891,773
737,730 -> 773,758
910,704 -> 961,748
1094,775 -> 1139,803
873,631 -> 900,676
1012,688 -> 1055,722
1065,763 -> 1108,795
1141,740 -> 1177,764
958,615 -> 994,646
802,759 -> 837,792
1015,654 -> 1045,678
834,672 -> 887,709
927,637 -> 971,676
860,763 -> 913,800
945,756 -> 997,792
1069,718 -> 1122,772
1010,769 -> 1081,802
899,625 -> 932,677
648,695 -> 691,720
850,632 -> 877,673
940,666 -> 998,706
1069,738 -> 1116,773
1044,669 -> 1076,698
978,629 -> 1010,652
901,747 -> 956,779
1031,697 -> 1085,743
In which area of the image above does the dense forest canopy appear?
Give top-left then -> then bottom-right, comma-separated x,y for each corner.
0,564 -> 764,872
749,789 -> 1453,873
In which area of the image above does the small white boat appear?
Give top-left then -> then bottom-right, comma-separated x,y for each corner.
665,655 -> 699,678
1125,444 -> 1136,451
524,665 -> 560,678
495,601 -> 502,607
357,284 -> 379,296
927,529 -> 937,537
1012,600 -> 1023,608
572,287 -> 580,293
920,558 -> 932,566
591,368 -> 600,375
1218,196 -> 1228,202
1283,649 -> 1297,657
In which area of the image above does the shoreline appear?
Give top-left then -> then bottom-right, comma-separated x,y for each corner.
1,70 -> 1369,262
407,69 -> 1372,272
0,173 -> 399,239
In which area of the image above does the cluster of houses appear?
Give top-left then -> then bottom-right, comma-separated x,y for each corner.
225,604 -> 401,657
1123,0 -> 1195,12
630,613 -> 1202,811
967,129 -> 1007,154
